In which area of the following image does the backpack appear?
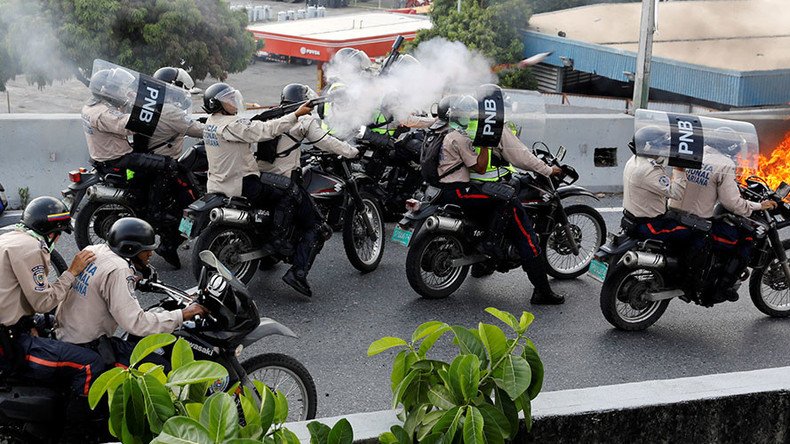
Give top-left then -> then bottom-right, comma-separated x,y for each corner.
255,133 -> 302,164
420,125 -> 462,186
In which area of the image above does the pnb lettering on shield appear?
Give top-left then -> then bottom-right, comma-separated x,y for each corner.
677,119 -> 695,155
139,86 -> 160,123
482,99 -> 497,136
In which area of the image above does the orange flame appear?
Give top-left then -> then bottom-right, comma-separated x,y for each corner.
739,130 -> 790,191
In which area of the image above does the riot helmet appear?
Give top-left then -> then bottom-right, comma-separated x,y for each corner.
634,125 -> 670,153
435,94 -> 460,122
280,83 -> 316,106
89,68 -> 136,108
203,82 -> 244,115
391,54 -> 419,74
447,95 -> 477,131
107,217 -> 159,259
331,48 -> 372,71
710,126 -> 746,158
21,197 -> 72,241
153,67 -> 195,91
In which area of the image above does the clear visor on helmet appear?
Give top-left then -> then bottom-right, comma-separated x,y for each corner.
216,88 -> 245,114
634,109 -> 758,172
447,96 -> 477,129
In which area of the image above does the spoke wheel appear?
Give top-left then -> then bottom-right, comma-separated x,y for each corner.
405,232 -> 468,299
192,224 -> 259,283
343,192 -> 385,272
544,205 -> 606,279
750,239 -> 790,317
242,353 -> 317,421
74,201 -> 136,249
600,264 -> 669,331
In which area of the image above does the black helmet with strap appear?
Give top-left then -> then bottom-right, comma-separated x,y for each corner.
280,83 -> 310,106
203,82 -> 234,114
153,67 -> 195,90
107,218 -> 159,258
21,196 -> 72,237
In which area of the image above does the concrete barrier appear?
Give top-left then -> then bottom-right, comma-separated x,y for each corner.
0,112 -> 635,208
286,366 -> 790,443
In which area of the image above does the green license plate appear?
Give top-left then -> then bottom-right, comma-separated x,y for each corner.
178,217 -> 194,237
587,259 -> 608,283
391,225 -> 414,246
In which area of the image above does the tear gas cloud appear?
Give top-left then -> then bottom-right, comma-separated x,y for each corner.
322,37 -> 496,138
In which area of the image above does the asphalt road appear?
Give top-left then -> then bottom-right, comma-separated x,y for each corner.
4,197 -> 790,419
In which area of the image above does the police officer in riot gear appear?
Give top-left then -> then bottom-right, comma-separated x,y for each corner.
0,197 -> 100,406
259,83 -> 359,297
434,95 -> 564,304
55,217 -> 207,366
669,126 -> 777,301
82,68 -> 185,262
622,125 -> 691,246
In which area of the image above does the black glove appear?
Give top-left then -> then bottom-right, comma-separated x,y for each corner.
357,127 -> 392,151
196,116 -> 208,124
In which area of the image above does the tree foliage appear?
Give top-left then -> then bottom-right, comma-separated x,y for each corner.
412,0 -> 537,89
0,0 -> 255,91
528,0 -> 639,14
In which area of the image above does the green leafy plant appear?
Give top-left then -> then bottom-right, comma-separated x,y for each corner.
368,308 -> 544,443
18,186 -> 29,209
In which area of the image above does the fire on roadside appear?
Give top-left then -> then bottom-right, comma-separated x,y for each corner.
739,130 -> 790,192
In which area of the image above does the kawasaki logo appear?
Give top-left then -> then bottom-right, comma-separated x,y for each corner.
188,341 -> 216,357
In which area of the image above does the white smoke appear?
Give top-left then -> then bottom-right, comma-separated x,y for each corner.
322,37 -> 496,138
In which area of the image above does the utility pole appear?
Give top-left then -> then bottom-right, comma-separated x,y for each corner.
631,0 -> 657,113
457,0 -> 461,13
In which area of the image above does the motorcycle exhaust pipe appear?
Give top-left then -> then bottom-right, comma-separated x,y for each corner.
622,251 -> 670,269
424,215 -> 463,232
85,184 -> 126,203
209,208 -> 251,226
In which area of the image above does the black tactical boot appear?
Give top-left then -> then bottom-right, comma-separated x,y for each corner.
523,260 -> 565,305
283,268 -> 312,297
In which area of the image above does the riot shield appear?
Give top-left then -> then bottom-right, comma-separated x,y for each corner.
501,88 -> 545,143
634,109 -> 758,171
468,85 -> 545,147
90,59 -> 192,137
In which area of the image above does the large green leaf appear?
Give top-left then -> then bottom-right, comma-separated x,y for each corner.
273,428 -> 301,444
478,403 -> 511,441
390,350 -> 408,393
494,387 -> 520,438
522,339 -> 544,400
377,432 -> 398,444
327,418 -> 353,444
171,338 -> 195,372
402,405 -> 427,439
417,411 -> 445,442
109,384 -> 125,438
391,369 -> 419,410
200,392 -> 239,442
401,372 -> 432,409
88,366 -> 126,409
450,326 -> 487,367
417,326 -> 451,358
518,312 -> 535,334
187,381 -> 212,405
449,354 -> 480,403
463,406 -> 485,444
253,381 -> 276,433
431,406 -> 462,441
167,361 -> 228,387
185,403 -> 203,421
139,373 -> 176,434
139,363 -> 167,385
307,421 -> 331,444
130,333 -> 177,368
411,320 -> 448,342
491,355 -> 531,400
484,308 -> 518,332
367,337 -> 408,356
124,378 -> 148,441
273,390 -> 289,425
225,440 -> 264,444
427,385 -> 457,410
240,388 -> 261,431
418,433 -> 443,444
478,323 -> 509,364
515,392 -> 533,431
151,416 -> 212,444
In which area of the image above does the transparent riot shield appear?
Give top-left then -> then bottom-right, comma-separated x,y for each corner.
90,59 -> 192,137
634,109 -> 758,172
466,84 -> 545,148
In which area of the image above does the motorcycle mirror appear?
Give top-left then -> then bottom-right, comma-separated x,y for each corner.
776,182 -> 790,200
556,145 -> 567,162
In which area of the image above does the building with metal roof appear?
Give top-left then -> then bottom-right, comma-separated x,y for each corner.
523,0 -> 790,109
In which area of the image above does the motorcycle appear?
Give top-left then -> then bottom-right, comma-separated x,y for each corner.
358,129 -> 426,221
593,177 -> 790,331
396,144 -> 607,299
0,250 -> 317,443
181,148 -> 386,283
61,141 -> 208,249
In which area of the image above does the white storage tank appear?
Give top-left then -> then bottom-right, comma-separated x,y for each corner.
287,10 -> 296,20
307,6 -> 317,18
277,11 -> 287,21
317,6 -> 326,17
297,9 -> 306,19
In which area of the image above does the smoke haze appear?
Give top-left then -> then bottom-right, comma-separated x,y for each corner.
322,37 -> 496,138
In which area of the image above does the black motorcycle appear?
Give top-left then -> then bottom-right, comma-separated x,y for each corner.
397,144 -> 607,299
61,142 -> 208,249
181,149 -> 385,283
593,177 -> 790,331
0,251 -> 316,443
358,130 -> 426,220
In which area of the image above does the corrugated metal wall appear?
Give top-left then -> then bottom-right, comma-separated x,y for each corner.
522,31 -> 790,108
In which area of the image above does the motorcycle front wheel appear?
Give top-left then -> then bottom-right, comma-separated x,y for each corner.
749,239 -> 790,317
543,204 -> 607,280
242,353 -> 317,421
343,192 -> 385,273
49,250 -> 68,281
600,264 -> 669,331
405,231 -> 469,299
192,224 -> 260,284
74,201 -> 136,249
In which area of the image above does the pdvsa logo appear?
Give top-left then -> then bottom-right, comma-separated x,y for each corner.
300,47 -> 320,56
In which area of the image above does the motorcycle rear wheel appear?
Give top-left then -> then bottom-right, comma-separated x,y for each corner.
600,264 -> 669,331
750,239 -> 790,317
242,353 -> 317,421
343,192 -> 385,273
74,201 -> 136,249
49,250 -> 68,282
405,231 -> 468,299
192,224 -> 259,284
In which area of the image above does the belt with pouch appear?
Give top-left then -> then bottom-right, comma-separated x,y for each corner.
665,208 -> 712,232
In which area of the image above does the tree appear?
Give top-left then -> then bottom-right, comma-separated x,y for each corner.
0,0 -> 255,91
412,0 -> 537,89
528,0 -> 639,14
